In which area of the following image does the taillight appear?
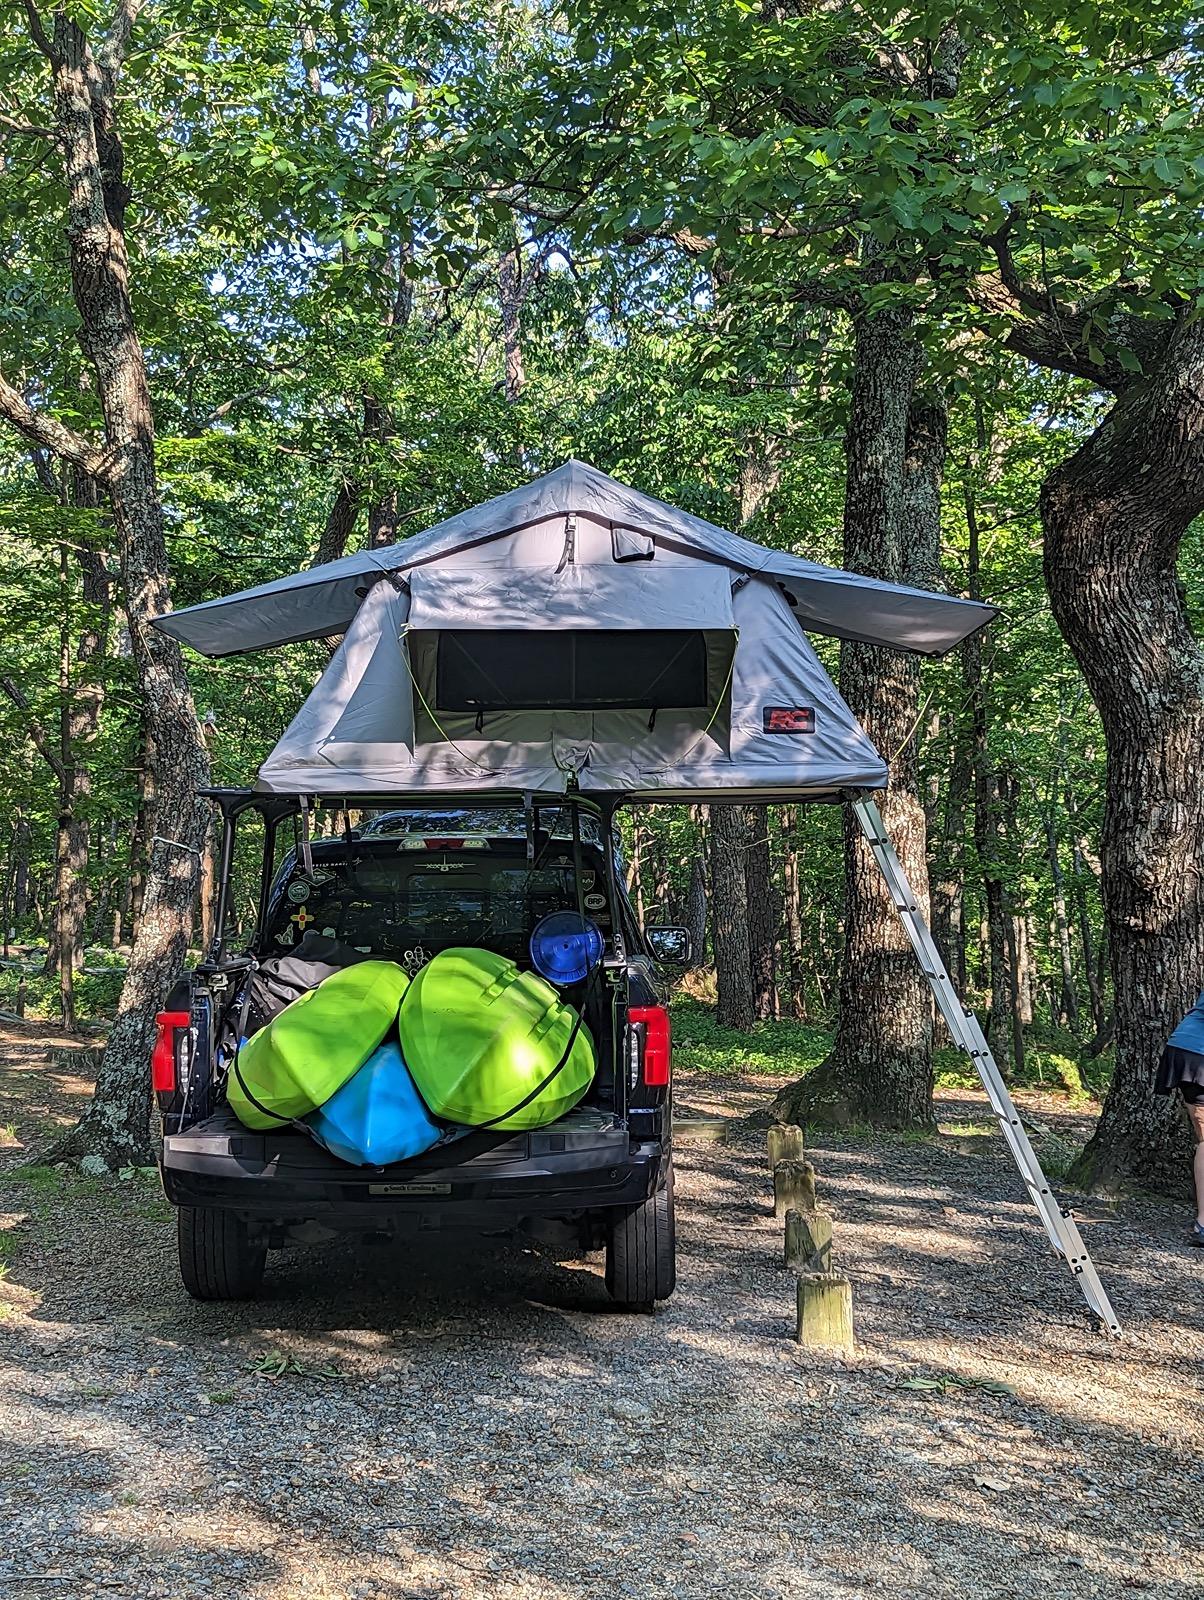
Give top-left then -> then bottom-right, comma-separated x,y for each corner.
629,1005 -> 671,1087
152,1010 -> 190,1093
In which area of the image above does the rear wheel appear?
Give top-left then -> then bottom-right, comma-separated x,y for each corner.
177,1206 -> 266,1301
605,1159 -> 675,1310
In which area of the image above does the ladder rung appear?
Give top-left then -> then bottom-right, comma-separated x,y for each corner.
851,796 -> 1121,1338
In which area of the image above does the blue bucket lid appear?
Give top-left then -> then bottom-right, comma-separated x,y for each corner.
529,911 -> 604,986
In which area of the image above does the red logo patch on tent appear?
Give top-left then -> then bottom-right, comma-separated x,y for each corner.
763,707 -> 815,734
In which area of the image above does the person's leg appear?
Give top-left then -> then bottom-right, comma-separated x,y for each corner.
1186,1100 -> 1204,1229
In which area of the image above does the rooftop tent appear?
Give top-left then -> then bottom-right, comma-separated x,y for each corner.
153,459 -> 998,801
254,563 -> 892,799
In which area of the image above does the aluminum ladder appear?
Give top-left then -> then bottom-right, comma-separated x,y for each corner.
852,796 -> 1121,1337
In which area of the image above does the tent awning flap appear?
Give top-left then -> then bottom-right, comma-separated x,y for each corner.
154,458 -> 996,659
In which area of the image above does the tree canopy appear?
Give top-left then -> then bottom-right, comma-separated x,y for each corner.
0,0 -> 1202,1187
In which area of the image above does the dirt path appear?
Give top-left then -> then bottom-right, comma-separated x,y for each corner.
0,1026 -> 1199,1600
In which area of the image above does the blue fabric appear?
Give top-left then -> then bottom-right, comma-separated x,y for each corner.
306,1039 -> 441,1167
1167,991 -> 1204,1055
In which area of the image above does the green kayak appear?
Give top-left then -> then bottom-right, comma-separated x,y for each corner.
229,959 -> 410,1130
399,947 -> 595,1131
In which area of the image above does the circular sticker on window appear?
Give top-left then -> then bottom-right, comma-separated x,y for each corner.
287,881 -> 310,903
584,891 -> 607,911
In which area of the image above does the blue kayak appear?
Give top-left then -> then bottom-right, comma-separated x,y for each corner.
306,1039 -> 441,1167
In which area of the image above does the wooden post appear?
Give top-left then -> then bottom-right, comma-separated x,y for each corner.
784,1208 -> 832,1272
795,1271 -> 853,1352
773,1158 -> 816,1219
767,1122 -> 804,1169
674,1112 -> 728,1145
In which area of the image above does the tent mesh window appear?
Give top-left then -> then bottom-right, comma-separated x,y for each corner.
435,629 -> 709,712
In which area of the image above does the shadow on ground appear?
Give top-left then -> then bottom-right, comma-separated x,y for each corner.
0,1046 -> 1199,1600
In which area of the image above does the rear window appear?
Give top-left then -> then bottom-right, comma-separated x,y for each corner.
264,854 -> 610,962
361,805 -> 605,848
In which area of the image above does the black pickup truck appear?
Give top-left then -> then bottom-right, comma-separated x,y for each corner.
154,793 -> 687,1310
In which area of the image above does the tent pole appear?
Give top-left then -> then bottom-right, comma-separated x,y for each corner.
850,795 -> 1121,1338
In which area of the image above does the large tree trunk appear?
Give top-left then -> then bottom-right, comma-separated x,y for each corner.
22,13 -> 212,1169
776,317 -> 938,1128
1043,309 -> 1204,1194
710,803 -> 754,1031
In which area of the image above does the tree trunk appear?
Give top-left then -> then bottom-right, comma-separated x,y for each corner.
53,486 -> 111,1027
777,322 -> 938,1128
782,805 -> 806,1018
628,822 -> 647,925
1045,804 -> 1079,1028
962,463 -> 1015,1077
710,804 -> 754,1031
313,474 -> 361,567
12,814 -> 29,925
498,237 -> 527,405
684,838 -> 708,968
30,13 -> 211,1169
744,804 -> 779,1020
1043,308 -> 1204,1194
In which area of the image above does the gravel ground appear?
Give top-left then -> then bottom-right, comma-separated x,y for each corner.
0,1021 -> 1200,1600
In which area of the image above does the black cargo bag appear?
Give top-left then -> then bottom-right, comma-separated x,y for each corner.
213,934 -> 371,1089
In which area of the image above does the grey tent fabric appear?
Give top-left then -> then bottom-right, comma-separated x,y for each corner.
257,558 -> 890,800
153,458 -> 996,658
405,561 -> 734,633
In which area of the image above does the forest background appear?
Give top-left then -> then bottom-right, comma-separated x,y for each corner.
1,0 -> 1202,1192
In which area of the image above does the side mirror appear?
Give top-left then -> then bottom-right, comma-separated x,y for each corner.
646,926 -> 693,966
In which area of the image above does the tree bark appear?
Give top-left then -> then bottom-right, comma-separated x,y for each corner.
782,805 -> 806,1018
498,236 -> 527,405
710,803 -> 755,1030
313,474 -> 361,567
777,319 -> 938,1128
1045,802 -> 1079,1028
961,457 -> 1016,1076
684,836 -> 708,968
0,11 -> 212,1168
744,804 -> 779,1019
1043,306 -> 1204,1194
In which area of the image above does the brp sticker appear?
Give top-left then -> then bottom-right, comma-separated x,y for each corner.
584,891 -> 607,911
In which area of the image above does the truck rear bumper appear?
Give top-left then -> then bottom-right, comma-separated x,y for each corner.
160,1108 -> 662,1226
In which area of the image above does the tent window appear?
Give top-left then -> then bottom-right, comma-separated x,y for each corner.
436,628 -> 709,712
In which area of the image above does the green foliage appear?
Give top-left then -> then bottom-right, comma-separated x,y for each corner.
1,0 -> 1197,1102
0,969 -> 124,1024
671,996 -> 830,1077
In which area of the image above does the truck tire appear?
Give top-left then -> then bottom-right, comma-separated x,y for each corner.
605,1160 -> 675,1310
177,1207 -> 266,1301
